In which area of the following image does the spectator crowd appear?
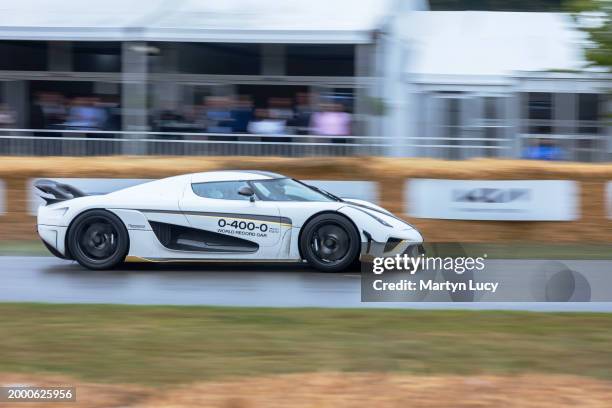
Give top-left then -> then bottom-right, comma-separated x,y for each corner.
30,92 -> 121,133
154,92 -> 352,140
22,91 -> 353,140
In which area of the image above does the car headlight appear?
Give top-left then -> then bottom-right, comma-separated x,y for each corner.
49,207 -> 69,217
352,207 -> 392,227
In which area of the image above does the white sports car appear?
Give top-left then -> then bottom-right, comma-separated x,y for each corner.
36,170 -> 423,272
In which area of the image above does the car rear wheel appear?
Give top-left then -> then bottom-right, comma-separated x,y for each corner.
67,210 -> 129,270
300,213 -> 360,272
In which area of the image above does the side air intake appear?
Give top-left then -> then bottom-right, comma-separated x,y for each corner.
150,221 -> 259,253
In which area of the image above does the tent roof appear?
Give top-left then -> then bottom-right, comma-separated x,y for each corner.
400,11 -> 589,76
0,0 -> 400,43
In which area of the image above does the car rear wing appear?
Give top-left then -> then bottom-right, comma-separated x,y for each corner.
34,179 -> 87,205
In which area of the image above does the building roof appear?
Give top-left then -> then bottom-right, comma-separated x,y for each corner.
0,0 -> 402,43
400,11 -> 589,76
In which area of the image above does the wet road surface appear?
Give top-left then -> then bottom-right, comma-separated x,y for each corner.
1,256 -> 611,311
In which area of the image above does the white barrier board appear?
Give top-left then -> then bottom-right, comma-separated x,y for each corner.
607,182 -> 612,219
405,179 -> 579,221
0,180 -> 5,215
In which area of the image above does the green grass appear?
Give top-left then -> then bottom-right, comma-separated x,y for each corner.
0,240 -> 48,256
0,303 -> 612,385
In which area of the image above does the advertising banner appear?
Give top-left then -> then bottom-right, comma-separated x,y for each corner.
0,180 -> 4,215
405,179 -> 578,221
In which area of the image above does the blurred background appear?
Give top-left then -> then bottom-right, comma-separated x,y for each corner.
0,0 -> 608,160
0,2 -> 612,407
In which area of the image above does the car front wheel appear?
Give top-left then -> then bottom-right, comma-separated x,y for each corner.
300,213 -> 360,272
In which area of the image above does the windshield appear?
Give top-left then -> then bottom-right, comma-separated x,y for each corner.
250,178 -> 336,202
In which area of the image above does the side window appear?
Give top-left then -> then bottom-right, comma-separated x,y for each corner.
192,181 -> 250,201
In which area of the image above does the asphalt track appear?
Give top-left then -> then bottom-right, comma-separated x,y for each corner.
1,256 -> 612,312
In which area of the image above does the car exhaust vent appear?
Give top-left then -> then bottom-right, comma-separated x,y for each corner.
384,238 -> 403,253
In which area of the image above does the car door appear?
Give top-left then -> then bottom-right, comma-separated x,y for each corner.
180,179 -> 283,254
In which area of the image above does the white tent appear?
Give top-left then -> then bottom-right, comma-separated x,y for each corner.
381,11 -> 600,157
0,0 -> 408,43
399,11 -> 589,76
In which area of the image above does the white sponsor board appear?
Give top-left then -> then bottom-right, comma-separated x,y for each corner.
405,179 -> 579,221
0,180 -> 5,215
607,182 -> 612,219
30,178 -> 379,215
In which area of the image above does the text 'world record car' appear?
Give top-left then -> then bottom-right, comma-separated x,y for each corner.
36,171 -> 423,272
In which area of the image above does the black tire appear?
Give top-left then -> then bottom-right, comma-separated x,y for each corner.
300,213 -> 361,273
67,210 -> 129,270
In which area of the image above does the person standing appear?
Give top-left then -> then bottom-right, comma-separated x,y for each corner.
309,101 -> 351,143
0,104 -> 16,129
247,108 -> 286,137
290,92 -> 313,136
0,103 -> 16,154
231,95 -> 254,134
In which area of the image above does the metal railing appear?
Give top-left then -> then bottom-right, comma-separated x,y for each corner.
518,133 -> 610,162
0,128 -> 515,158
0,128 -> 607,161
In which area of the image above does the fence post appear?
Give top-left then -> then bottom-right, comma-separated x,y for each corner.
0,176 -> 34,240
121,41 -> 149,155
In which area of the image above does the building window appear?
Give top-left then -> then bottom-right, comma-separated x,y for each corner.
73,42 -> 121,72
481,97 -> 508,157
484,97 -> 500,119
286,45 -> 355,76
578,93 -> 600,134
439,96 -> 462,160
0,41 -> 47,70
526,92 -> 553,134
429,0 -> 563,11
149,43 -> 261,75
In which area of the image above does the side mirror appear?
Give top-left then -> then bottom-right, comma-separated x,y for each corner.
238,185 -> 255,202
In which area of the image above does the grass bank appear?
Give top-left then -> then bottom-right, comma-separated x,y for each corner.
0,303 -> 611,385
0,240 -> 49,256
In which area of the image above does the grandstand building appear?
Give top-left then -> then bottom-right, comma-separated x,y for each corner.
0,0 -> 609,160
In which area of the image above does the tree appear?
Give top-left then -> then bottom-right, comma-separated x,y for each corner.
570,0 -> 612,70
